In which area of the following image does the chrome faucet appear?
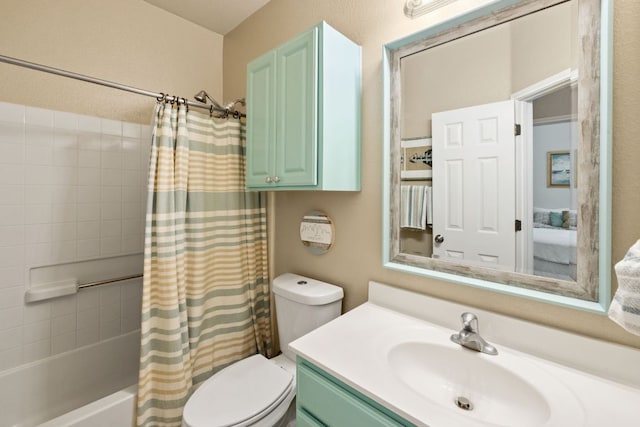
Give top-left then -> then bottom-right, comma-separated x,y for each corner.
450,312 -> 498,355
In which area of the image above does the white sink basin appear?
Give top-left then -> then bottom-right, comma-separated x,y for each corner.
290,285 -> 640,427
386,332 -> 584,427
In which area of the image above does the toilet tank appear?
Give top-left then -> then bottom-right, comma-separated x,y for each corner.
272,273 -> 344,361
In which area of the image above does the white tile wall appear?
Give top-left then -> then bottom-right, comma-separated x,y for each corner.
0,101 -> 150,372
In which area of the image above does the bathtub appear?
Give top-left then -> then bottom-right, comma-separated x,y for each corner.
38,385 -> 137,427
0,331 -> 139,427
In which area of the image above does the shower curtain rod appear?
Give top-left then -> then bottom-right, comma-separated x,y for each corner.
0,53 -> 245,118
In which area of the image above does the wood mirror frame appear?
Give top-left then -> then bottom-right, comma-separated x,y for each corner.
382,0 -> 612,312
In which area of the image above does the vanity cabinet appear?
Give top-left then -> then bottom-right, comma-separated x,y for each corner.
245,22 -> 361,191
296,358 -> 415,427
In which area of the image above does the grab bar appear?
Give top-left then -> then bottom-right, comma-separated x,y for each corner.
25,273 -> 143,303
77,274 -> 143,290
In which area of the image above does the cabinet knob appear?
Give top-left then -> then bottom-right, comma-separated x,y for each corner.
265,176 -> 272,183
273,176 -> 280,183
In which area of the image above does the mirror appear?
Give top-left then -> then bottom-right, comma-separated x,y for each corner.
383,0 -> 612,312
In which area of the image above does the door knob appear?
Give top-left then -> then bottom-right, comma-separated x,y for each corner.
434,234 -> 444,244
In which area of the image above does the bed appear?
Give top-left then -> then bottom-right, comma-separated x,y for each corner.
532,208 -> 577,281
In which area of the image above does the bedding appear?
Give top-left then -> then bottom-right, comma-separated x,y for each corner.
532,219 -> 577,281
532,227 -> 577,265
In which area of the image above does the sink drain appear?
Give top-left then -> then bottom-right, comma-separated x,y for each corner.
455,396 -> 473,411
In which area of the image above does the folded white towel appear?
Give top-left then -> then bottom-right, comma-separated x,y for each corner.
401,185 -> 430,230
608,239 -> 640,336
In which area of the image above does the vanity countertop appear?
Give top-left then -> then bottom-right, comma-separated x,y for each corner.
289,283 -> 640,427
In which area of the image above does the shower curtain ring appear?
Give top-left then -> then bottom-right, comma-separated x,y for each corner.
209,105 -> 214,117
156,92 -> 166,103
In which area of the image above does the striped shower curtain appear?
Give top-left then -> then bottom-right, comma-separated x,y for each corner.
136,103 -> 273,427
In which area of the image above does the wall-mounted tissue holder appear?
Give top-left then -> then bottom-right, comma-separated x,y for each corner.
300,211 -> 335,255
25,253 -> 143,303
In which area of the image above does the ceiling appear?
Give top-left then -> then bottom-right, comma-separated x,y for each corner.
143,0 -> 271,35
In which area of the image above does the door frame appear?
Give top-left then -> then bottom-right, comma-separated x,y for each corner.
511,68 -> 578,274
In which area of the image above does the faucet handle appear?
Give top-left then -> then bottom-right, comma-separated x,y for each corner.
460,312 -> 478,333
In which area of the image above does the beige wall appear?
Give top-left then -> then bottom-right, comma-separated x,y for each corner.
225,0 -> 640,349
401,0 -> 576,139
401,25 -> 512,138
510,0 -> 577,92
0,0 -> 223,124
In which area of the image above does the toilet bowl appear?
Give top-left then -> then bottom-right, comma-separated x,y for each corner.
182,354 -> 296,427
182,273 -> 343,427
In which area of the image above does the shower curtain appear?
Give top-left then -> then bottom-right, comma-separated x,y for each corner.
136,103 -> 273,427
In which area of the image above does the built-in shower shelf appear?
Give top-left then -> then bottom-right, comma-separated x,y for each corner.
24,279 -> 78,303
25,253 -> 143,303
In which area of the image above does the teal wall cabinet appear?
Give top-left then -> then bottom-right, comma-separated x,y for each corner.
246,22 -> 361,191
297,358 -> 416,427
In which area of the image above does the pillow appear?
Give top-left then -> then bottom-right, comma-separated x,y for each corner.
533,209 -> 551,225
562,210 -> 571,229
534,207 -> 577,227
550,211 -> 563,227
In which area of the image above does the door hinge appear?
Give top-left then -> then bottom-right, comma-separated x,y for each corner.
515,219 -> 522,232
514,124 -> 521,136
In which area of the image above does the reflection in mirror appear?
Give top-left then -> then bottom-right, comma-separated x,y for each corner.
530,85 -> 578,281
384,0 -> 611,311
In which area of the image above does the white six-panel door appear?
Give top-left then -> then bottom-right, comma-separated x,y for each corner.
432,100 -> 517,270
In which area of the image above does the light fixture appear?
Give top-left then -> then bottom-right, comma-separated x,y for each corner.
404,0 -> 458,18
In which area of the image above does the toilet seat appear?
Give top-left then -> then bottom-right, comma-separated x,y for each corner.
182,354 -> 294,427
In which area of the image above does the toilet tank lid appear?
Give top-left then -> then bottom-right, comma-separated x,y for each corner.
272,273 -> 344,305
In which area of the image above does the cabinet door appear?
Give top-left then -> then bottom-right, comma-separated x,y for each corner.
297,363 -> 410,427
276,28 -> 318,186
246,50 -> 277,187
296,410 -> 324,427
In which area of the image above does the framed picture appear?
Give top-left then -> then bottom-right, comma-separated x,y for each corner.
401,137 -> 432,180
547,150 -> 571,188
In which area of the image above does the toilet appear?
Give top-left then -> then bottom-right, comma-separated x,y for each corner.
182,273 -> 344,427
